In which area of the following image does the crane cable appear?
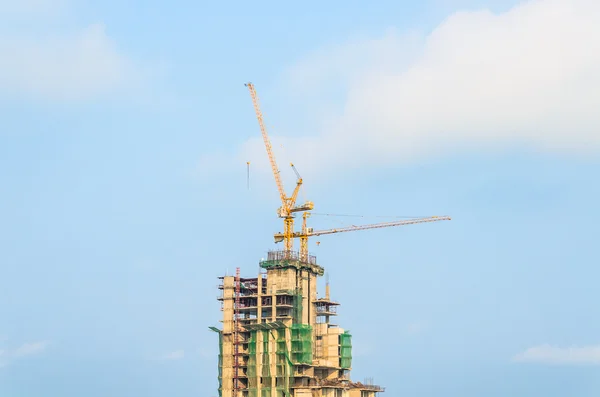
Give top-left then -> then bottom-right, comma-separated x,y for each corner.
246,161 -> 250,190
310,213 -> 429,230
311,212 -> 429,219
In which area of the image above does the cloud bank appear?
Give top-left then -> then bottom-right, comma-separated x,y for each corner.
0,2 -> 148,101
218,0 -> 600,181
513,344 -> 600,365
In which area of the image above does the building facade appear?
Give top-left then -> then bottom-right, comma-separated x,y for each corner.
211,250 -> 384,397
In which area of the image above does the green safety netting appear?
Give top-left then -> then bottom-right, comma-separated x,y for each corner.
261,388 -> 271,397
261,330 -> 271,385
248,331 -> 258,388
209,327 -> 223,397
259,251 -> 325,276
218,336 -> 223,397
339,331 -> 352,369
291,324 -> 313,364
273,328 -> 292,397
261,329 -> 272,397
249,331 -> 257,355
219,318 -> 313,397
253,327 -> 292,397
292,292 -> 303,324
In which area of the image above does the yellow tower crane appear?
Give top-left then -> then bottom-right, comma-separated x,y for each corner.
245,82 -> 314,254
245,82 -> 451,262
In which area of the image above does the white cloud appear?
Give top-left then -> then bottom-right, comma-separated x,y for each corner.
0,1 -> 151,102
0,339 -> 49,368
513,344 -> 600,365
161,349 -> 185,360
0,23 -> 144,101
12,340 -> 49,358
217,0 -> 600,182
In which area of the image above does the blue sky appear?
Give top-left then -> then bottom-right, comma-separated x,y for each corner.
1,0 -> 600,396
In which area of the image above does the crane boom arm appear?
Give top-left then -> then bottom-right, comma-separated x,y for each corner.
245,82 -> 287,208
273,216 -> 451,243
307,216 -> 451,237
289,180 -> 302,209
287,164 -> 302,210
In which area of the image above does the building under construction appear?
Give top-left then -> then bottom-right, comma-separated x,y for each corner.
209,83 -> 450,397
212,251 -> 383,397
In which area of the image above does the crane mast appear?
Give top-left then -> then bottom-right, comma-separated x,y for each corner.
245,83 -> 286,207
245,83 -> 314,253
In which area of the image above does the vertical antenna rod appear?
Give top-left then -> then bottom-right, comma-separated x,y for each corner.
246,161 -> 250,190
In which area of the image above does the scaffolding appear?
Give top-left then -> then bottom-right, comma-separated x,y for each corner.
233,268 -> 241,395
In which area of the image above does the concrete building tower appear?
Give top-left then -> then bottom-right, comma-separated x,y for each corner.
211,250 -> 384,397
